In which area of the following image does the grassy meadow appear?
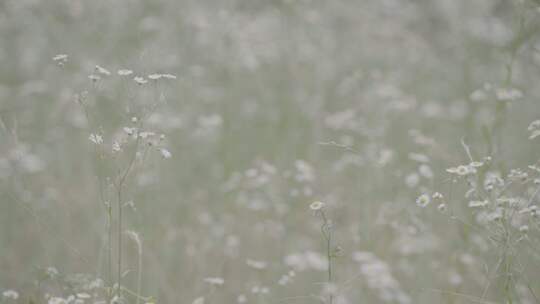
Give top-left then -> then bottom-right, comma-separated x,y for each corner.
1,0 -> 540,303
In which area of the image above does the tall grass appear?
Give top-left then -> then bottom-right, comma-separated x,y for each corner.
1,1 -> 540,304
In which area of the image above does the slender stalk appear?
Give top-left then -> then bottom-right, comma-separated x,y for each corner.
116,126 -> 142,300
108,202 -> 113,301
319,209 -> 334,304
117,185 -> 123,299
137,245 -> 142,304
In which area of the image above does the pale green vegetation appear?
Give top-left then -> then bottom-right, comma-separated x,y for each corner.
1,0 -> 540,303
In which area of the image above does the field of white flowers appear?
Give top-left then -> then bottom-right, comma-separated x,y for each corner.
2,0 -> 540,303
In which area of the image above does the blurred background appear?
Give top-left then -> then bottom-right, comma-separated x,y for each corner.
1,0 -> 540,303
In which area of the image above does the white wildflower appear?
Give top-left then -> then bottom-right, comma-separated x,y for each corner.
48,297 -> 67,304
432,192 -> 443,200
46,266 -> 59,278
123,127 -> 137,136
488,208 -> 503,221
161,73 -> 177,79
117,69 -> 133,76
528,120 -> 540,131
160,148 -> 172,159
251,286 -> 269,294
446,165 -> 473,176
95,65 -> 111,76
52,54 -> 68,66
2,290 -> 19,300
112,141 -> 122,153
246,259 -> 267,270
134,76 -> 148,85
469,161 -> 484,168
204,277 -> 224,286
278,274 -> 292,285
416,194 -> 430,207
89,133 -> 103,145
528,120 -> 540,139
437,203 -> 447,213
88,74 -> 101,82
76,293 -> 91,299
148,74 -> 162,80
469,200 -> 489,208
310,201 -> 325,211
139,131 -> 156,139
52,54 -> 68,62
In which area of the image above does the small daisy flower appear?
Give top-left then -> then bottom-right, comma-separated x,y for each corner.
88,74 -> 101,82
469,161 -> 484,168
134,76 -> 148,85
446,165 -> 473,176
161,73 -> 177,79
89,133 -> 103,145
437,203 -> 447,213
246,259 -> 268,270
76,293 -> 91,299
468,200 -> 489,208
123,127 -> 137,136
117,69 -> 134,76
112,141 -> 122,153
138,131 -> 154,139
160,148 -> 172,159
2,290 -> 19,300
95,65 -> 111,76
416,194 -> 430,207
53,54 -> 68,66
432,192 -> 443,200
528,119 -> 540,139
53,54 -> 68,62
204,277 -> 224,286
46,266 -> 59,278
528,120 -> 540,131
310,201 -> 325,211
148,74 -> 162,80
48,297 -> 67,304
